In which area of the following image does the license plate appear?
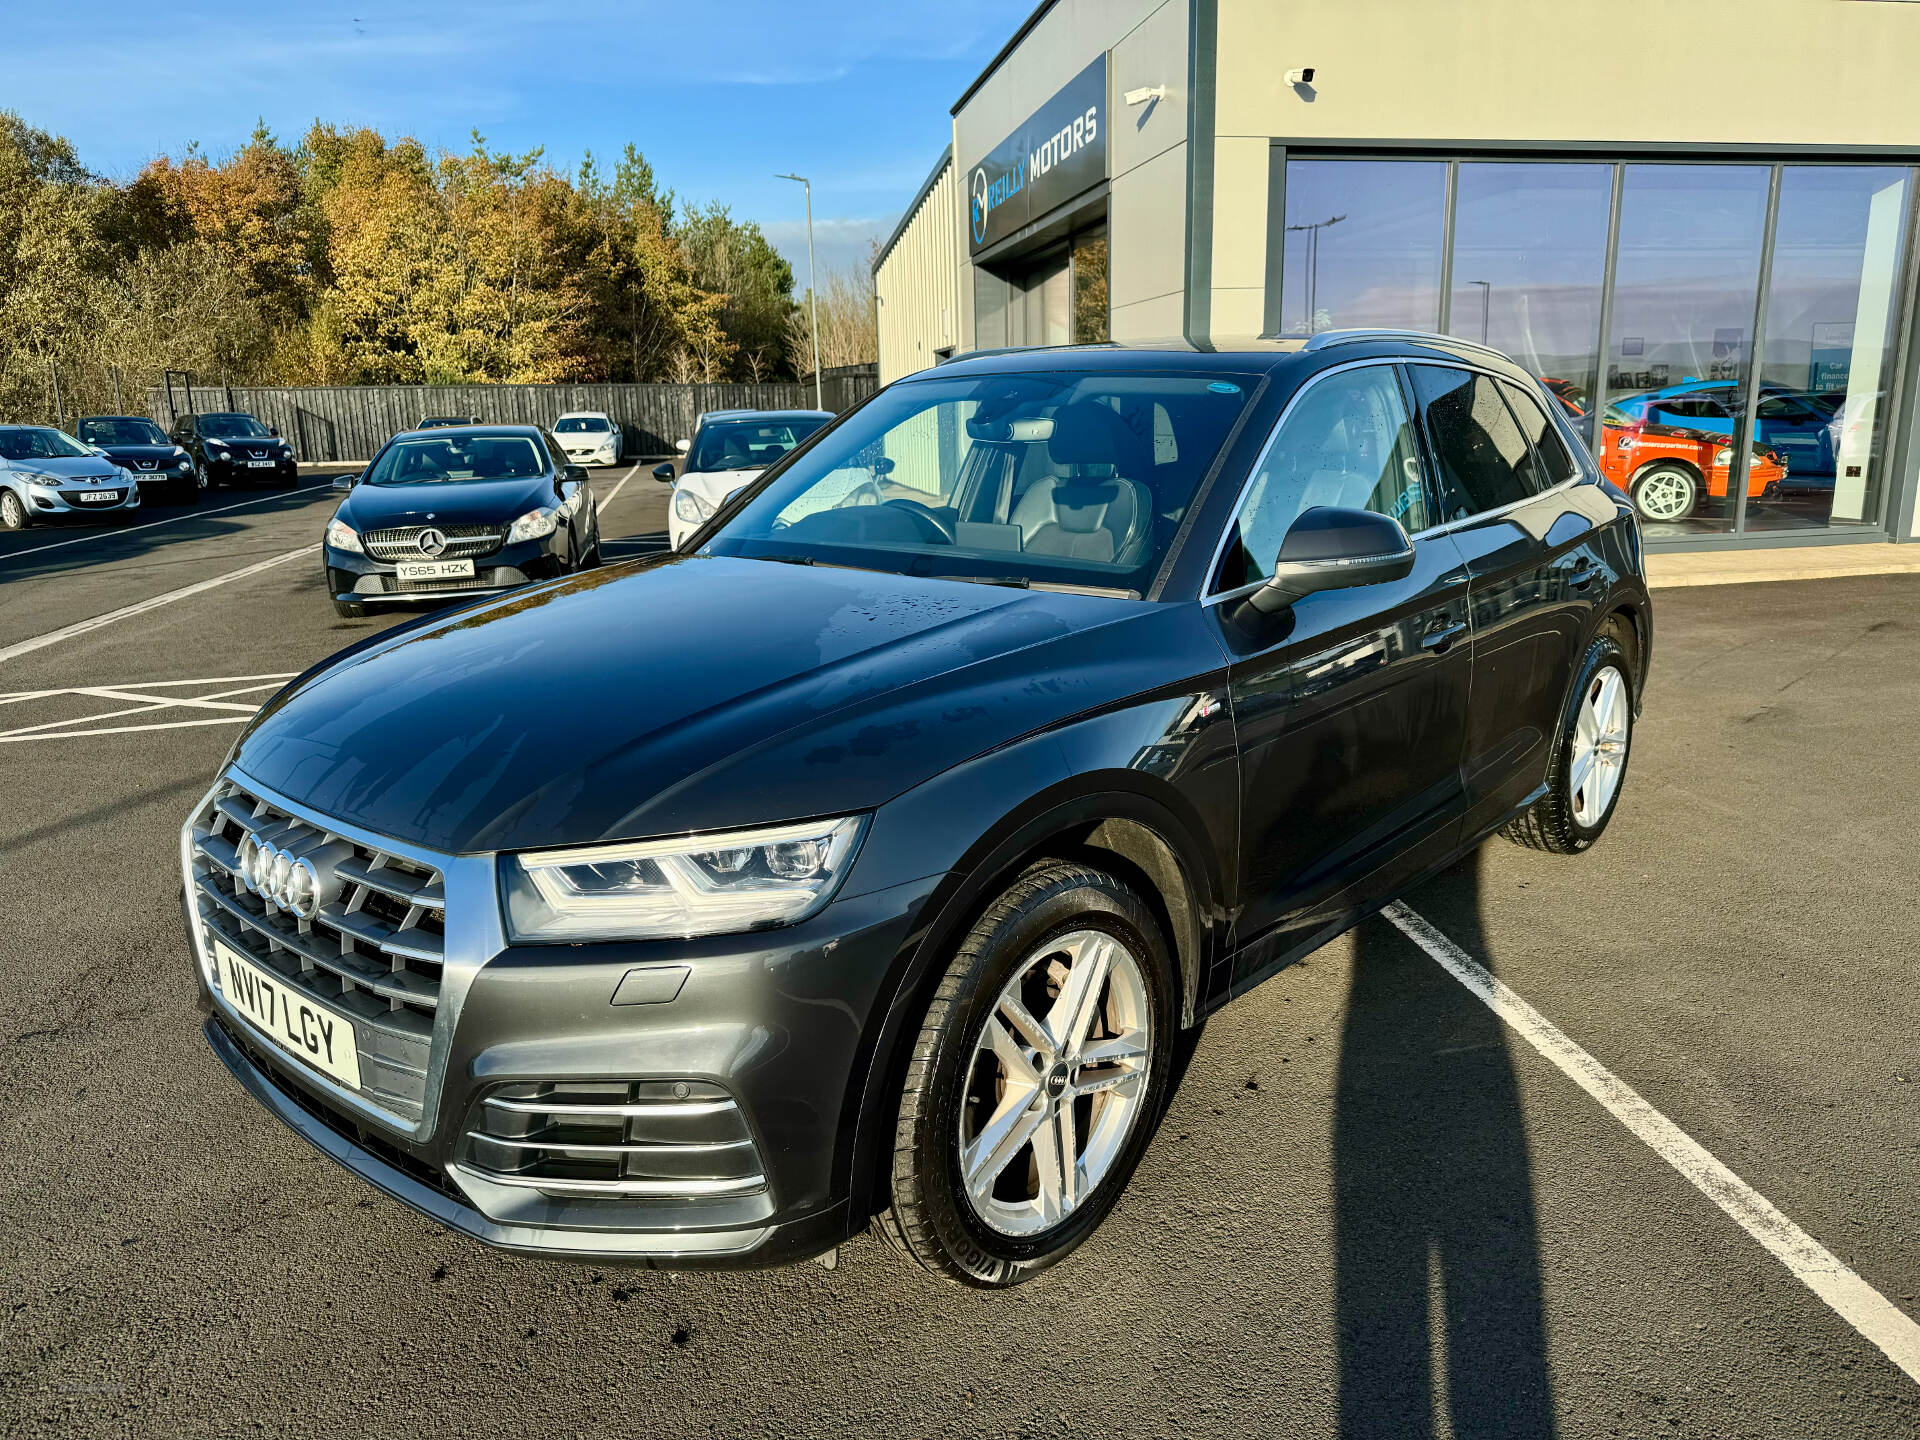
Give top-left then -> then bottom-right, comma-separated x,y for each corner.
397,559 -> 475,580
246,459 -> 275,468
75,490 -> 120,504
212,938 -> 362,1089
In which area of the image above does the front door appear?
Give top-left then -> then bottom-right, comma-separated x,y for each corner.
1212,363 -> 1473,990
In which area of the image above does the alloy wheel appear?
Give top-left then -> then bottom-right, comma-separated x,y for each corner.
1633,467 -> 1695,522
958,928 -> 1153,1237
194,459 -> 209,491
1571,664 -> 1629,827
0,490 -> 23,529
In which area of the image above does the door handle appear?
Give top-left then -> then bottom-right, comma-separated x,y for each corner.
1567,559 -> 1599,589
1422,619 -> 1468,654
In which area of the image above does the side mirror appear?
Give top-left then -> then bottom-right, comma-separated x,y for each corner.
565,465 -> 587,483
675,438 -> 691,454
1249,506 -> 1415,615
332,473 -> 361,492
269,426 -> 280,437
652,462 -> 676,482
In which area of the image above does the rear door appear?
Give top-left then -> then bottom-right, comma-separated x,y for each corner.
1407,364 -> 1607,837
1213,362 -> 1473,988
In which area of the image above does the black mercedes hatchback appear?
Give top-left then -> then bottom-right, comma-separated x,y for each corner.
322,424 -> 601,617
182,333 -> 1650,1287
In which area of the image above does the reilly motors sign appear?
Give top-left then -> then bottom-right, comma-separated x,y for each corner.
966,57 -> 1107,256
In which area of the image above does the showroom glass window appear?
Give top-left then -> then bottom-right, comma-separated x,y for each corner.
1447,163 -> 1612,437
1606,164 -> 1771,536
1750,166 -> 1911,532
1278,160 -> 1446,336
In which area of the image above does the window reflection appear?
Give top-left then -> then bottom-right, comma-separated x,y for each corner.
1748,167 -> 1910,531
1605,165 -> 1771,534
1280,160 -> 1446,336
1448,163 -> 1612,443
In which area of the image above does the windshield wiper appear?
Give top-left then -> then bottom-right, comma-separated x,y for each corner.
756,552 -> 816,566
923,574 -> 1029,588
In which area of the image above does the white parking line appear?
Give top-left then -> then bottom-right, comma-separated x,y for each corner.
596,462 -> 641,517
0,673 -> 297,704
0,675 -> 294,742
0,480 -> 336,562
0,545 -> 317,667
1383,899 -> 1920,1386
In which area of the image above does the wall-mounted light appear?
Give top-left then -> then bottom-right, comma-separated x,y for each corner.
1124,85 -> 1167,106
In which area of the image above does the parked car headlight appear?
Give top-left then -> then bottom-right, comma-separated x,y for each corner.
503,815 -> 867,942
674,487 -> 714,524
506,506 -> 561,542
324,517 -> 364,553
1714,447 -> 1734,466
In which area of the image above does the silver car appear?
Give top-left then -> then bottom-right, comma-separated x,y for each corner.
0,425 -> 141,530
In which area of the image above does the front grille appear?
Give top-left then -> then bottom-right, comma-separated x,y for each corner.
364,525 -> 504,562
460,1081 -> 767,1199
186,778 -> 448,1126
353,567 -> 523,595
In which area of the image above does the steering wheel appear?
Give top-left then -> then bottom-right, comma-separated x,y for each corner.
882,496 -> 956,543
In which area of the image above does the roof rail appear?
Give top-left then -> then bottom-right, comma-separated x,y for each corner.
1301,328 -> 1509,359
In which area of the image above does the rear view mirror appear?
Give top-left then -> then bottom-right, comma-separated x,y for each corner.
652,462 -> 676,482
1249,506 -> 1415,615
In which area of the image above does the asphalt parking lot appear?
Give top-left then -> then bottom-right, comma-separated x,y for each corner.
2,473 -> 1917,1438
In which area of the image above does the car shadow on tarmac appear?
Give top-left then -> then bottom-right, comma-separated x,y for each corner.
1334,847 -> 1555,1438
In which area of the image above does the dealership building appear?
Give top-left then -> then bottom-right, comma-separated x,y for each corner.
873,0 -> 1920,550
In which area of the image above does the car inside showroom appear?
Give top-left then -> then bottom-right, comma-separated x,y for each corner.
875,0 -> 1920,551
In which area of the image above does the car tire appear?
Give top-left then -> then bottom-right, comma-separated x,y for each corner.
195,459 -> 215,492
1629,464 -> 1698,522
331,598 -> 366,620
884,859 -> 1174,1288
0,488 -> 30,530
1502,633 -> 1634,855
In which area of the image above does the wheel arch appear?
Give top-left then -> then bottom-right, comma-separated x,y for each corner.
844,777 -> 1224,1223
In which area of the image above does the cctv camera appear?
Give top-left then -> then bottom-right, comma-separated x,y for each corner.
1285,66 -> 1315,86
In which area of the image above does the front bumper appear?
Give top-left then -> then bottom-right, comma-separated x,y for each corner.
325,534 -> 568,608
183,772 -> 941,1266
24,482 -> 141,516
207,452 -> 297,484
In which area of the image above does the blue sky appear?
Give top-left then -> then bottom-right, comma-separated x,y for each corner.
3,0 -> 1031,278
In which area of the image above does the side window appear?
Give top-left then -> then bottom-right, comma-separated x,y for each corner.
1499,380 -> 1579,489
1409,365 -> 1534,520
1217,365 -> 1431,591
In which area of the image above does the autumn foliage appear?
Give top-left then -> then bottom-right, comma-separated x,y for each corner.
0,112 -> 819,423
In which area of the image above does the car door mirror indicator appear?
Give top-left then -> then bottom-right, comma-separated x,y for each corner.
1250,505 -> 1416,615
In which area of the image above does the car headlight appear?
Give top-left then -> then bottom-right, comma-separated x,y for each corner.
1714,447 -> 1734,466
503,815 -> 866,942
674,487 -> 714,525
324,517 -> 364,553
507,506 -> 561,543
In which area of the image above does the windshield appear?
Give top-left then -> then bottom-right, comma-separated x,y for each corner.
79,418 -> 167,446
688,417 -> 826,473
0,427 -> 92,461
554,416 -> 610,433
202,413 -> 271,439
364,433 -> 550,485
708,372 -> 1253,593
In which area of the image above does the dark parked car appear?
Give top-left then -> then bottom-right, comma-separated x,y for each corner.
321,424 -> 600,618
168,411 -> 297,490
77,415 -> 197,503
417,416 -> 477,430
182,332 -> 1649,1286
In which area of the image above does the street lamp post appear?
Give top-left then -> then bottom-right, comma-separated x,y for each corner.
1467,279 -> 1491,344
1284,213 -> 1345,334
776,172 -> 823,409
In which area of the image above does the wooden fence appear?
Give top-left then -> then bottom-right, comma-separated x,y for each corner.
143,377 -> 880,464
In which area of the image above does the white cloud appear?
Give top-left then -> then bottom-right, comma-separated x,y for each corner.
761,216 -> 897,282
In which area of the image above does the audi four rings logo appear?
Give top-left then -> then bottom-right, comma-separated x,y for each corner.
236,833 -> 323,918
416,528 -> 448,557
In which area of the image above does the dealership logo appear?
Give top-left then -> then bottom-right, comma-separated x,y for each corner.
970,165 -> 990,245
963,59 -> 1105,256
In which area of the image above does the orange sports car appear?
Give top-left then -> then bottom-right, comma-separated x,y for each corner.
1550,393 -> 1786,523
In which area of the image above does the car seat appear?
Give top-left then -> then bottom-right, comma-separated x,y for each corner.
1010,402 -> 1153,565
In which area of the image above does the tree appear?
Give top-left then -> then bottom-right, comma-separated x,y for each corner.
675,202 -> 796,381
787,245 -> 879,376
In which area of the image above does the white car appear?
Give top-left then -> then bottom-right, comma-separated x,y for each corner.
553,411 -> 622,467
657,408 -> 833,550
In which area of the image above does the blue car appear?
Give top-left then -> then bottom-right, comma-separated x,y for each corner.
1610,380 -> 1837,491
